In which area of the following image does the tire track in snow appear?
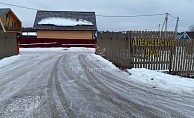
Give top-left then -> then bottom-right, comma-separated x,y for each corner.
47,55 -> 76,118
77,55 -> 140,117
0,56 -> 55,89
78,54 -> 170,118
61,55 -> 91,87
0,55 -> 58,111
61,55 -> 130,117
87,56 -> 194,116
0,55 -> 38,71
79,54 -> 193,118
60,55 -> 89,117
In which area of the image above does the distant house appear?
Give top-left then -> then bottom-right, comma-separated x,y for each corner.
0,8 -> 22,33
176,32 -> 183,39
33,11 -> 97,39
180,32 -> 190,40
185,32 -> 194,39
20,27 -> 37,38
178,31 -> 194,39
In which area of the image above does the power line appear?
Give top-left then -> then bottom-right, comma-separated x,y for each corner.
169,14 -> 177,19
0,2 -> 40,11
168,18 -> 177,23
147,16 -> 177,31
96,13 -> 166,17
0,1 -> 167,18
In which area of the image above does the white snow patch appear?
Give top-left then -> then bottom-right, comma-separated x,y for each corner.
22,32 -> 37,36
38,17 -> 93,26
0,55 -> 21,68
128,68 -> 194,94
19,47 -> 95,53
91,54 -> 118,69
1,96 -> 41,117
19,48 -> 66,52
66,47 -> 95,53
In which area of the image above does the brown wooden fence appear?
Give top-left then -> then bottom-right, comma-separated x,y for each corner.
0,32 -> 17,60
97,31 -> 194,77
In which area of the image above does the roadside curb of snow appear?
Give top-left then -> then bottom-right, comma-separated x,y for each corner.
127,68 -> 194,94
0,55 -> 22,68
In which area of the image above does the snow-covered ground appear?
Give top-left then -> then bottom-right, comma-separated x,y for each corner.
0,47 -> 193,118
1,47 -> 194,94
128,68 -> 194,94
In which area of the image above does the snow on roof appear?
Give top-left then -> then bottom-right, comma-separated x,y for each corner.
38,17 -> 93,26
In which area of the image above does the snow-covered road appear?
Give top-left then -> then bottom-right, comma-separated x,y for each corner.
0,48 -> 194,118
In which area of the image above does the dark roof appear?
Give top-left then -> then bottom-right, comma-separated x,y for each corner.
176,33 -> 182,39
0,8 -> 10,17
186,32 -> 194,39
22,27 -> 37,32
180,32 -> 190,39
33,10 -> 97,31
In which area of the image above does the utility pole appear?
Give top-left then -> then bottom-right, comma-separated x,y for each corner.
160,13 -> 169,38
161,18 -> 166,31
165,13 -> 168,38
175,17 -> 179,37
158,24 -> 160,32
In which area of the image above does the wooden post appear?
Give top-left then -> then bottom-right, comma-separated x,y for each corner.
168,32 -> 174,74
0,19 -> 6,32
127,31 -> 131,69
17,42 -> 20,55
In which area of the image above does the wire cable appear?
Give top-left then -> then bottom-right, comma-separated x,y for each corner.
96,13 -> 166,17
0,2 -> 167,18
168,18 -> 177,23
0,2 -> 40,11
169,14 -> 177,19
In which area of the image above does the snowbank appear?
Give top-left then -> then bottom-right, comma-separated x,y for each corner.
0,55 -> 21,68
128,68 -> 194,94
38,17 -> 93,26
91,54 -> 118,69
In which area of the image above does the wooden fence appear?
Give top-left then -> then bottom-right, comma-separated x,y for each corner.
0,32 -> 17,60
97,31 -> 194,77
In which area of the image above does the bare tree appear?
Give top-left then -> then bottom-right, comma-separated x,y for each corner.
188,24 -> 194,31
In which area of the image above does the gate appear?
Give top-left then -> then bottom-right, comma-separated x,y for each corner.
17,37 -> 96,48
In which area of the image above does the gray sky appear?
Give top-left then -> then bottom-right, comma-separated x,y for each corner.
1,0 -> 194,32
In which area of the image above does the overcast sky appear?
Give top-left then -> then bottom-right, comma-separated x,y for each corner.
1,0 -> 194,32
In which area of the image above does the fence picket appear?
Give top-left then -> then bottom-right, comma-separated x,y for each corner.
97,31 -> 193,77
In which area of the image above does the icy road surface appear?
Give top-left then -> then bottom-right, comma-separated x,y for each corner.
0,49 -> 194,118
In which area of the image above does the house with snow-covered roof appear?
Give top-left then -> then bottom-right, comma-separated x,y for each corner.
33,10 -> 97,40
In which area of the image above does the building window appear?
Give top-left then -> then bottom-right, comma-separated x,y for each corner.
6,21 -> 9,27
12,22 -> 16,27
7,13 -> 10,21
4,14 -> 6,20
4,13 -> 10,21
